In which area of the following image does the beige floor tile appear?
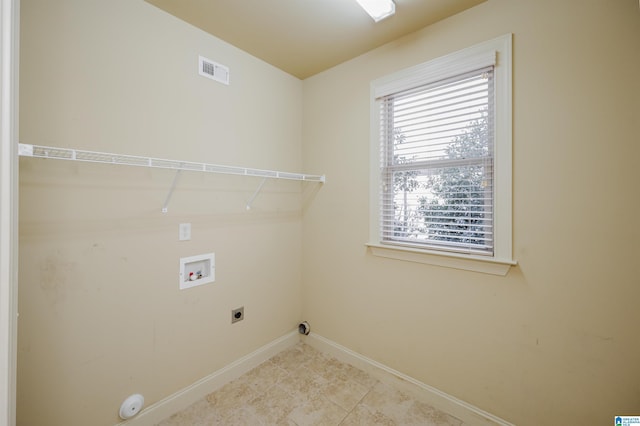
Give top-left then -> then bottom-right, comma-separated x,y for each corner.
155,399 -> 222,426
244,383 -> 298,424
287,394 -> 348,426
155,343 -> 470,426
220,407 -> 264,426
269,344 -> 315,372
361,381 -> 464,426
405,399 -> 464,426
340,363 -> 380,389
205,379 -> 259,419
242,360 -> 290,394
360,381 -> 414,418
277,364 -> 328,402
322,376 -> 370,412
340,404 -> 397,425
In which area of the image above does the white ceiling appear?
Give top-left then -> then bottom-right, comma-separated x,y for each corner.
144,0 -> 487,79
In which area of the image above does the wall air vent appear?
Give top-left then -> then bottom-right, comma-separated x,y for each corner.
198,55 -> 230,85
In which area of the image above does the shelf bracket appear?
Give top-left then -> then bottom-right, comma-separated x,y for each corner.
246,178 -> 267,211
161,169 -> 182,213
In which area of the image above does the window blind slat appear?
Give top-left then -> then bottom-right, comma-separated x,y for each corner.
393,81 -> 490,113
394,103 -> 489,128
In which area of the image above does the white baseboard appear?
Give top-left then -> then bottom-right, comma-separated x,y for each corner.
304,332 -> 515,426
116,330 -> 300,426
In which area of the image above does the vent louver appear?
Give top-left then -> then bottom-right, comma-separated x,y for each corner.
198,55 -> 229,85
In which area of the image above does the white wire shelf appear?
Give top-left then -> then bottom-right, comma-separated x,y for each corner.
19,143 -> 325,212
18,143 -> 325,183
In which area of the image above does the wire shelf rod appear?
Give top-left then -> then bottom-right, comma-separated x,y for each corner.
18,143 -> 326,183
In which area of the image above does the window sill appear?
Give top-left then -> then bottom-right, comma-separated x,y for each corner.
366,243 -> 516,276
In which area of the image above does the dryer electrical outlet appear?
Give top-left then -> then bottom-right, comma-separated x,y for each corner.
231,307 -> 244,324
179,253 -> 215,290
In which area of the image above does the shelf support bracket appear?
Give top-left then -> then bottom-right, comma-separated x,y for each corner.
246,178 -> 267,211
162,169 -> 182,213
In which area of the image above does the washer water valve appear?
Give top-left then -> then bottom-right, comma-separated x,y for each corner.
119,394 -> 144,420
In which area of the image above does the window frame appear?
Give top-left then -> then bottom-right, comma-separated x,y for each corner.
368,34 -> 515,275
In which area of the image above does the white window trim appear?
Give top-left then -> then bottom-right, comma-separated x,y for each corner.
0,0 -> 19,424
368,34 -> 515,276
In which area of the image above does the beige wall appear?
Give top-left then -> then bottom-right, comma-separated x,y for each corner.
302,1 -> 640,425
18,1 -> 305,425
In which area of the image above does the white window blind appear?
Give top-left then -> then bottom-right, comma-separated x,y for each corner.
378,67 -> 495,256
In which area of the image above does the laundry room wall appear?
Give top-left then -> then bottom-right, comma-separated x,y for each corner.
18,1 -> 308,425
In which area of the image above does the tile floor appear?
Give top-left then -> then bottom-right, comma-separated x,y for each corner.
156,343 -> 465,426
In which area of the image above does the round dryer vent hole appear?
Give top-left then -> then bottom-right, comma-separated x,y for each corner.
298,321 -> 310,335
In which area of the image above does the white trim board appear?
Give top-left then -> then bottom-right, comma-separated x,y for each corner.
0,1 -> 19,425
304,333 -> 515,426
116,330 -> 299,426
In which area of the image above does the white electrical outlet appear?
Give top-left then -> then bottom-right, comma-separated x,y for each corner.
179,223 -> 191,241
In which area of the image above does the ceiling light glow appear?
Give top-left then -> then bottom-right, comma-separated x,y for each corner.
355,0 -> 395,22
